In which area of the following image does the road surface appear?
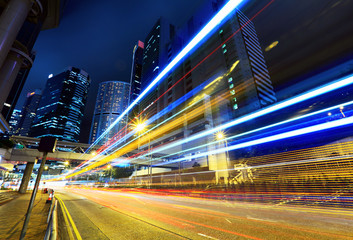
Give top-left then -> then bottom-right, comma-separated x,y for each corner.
56,188 -> 353,240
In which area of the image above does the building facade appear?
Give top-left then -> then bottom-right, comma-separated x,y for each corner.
30,67 -> 90,142
132,0 -> 276,183
17,89 -> 42,136
90,81 -> 130,144
8,109 -> 22,135
128,41 -> 144,122
129,40 -> 144,104
139,18 -> 176,117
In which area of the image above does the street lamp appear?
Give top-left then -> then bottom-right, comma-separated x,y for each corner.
107,164 -> 112,182
216,132 -> 224,141
133,119 -> 153,188
215,131 -> 230,185
135,122 -> 146,133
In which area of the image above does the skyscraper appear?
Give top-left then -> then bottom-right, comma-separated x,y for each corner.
30,67 -> 90,142
128,41 -> 144,122
17,89 -> 42,136
129,40 -> 144,104
8,109 -> 22,135
134,0 -> 276,183
90,81 -> 130,144
140,18 -> 175,117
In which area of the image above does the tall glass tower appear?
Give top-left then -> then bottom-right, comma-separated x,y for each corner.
17,89 -> 42,136
89,81 -> 130,144
30,67 -> 90,142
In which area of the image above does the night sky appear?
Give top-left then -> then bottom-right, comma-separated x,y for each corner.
17,0 -> 205,142
17,0 -> 353,143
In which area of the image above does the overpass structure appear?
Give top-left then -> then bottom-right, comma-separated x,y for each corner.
6,136 -> 101,162
0,136 -> 105,193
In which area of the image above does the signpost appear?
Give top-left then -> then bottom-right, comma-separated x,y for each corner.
19,137 -> 57,240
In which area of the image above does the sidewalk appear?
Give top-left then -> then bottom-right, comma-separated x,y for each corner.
0,191 -> 50,239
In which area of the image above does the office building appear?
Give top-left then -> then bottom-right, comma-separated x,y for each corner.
128,41 -> 144,122
129,40 -> 144,104
136,0 -> 276,183
30,67 -> 90,142
139,18 -> 176,117
17,89 -> 42,136
90,81 -> 130,144
8,109 -> 22,135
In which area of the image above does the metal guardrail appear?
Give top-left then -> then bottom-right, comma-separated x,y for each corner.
44,198 -> 57,240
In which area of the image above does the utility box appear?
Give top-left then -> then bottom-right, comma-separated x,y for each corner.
38,137 -> 57,153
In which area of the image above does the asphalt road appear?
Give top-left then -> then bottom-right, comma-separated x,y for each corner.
56,188 -> 353,240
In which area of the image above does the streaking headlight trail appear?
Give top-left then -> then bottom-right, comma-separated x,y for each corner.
88,0 -> 245,149
147,74 -> 353,157
156,115 -> 353,166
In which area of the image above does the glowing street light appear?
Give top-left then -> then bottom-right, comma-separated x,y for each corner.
107,164 -> 112,182
64,161 -> 69,166
216,132 -> 225,140
135,122 -> 146,133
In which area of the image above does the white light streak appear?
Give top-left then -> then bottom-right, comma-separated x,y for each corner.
88,0 -> 244,149
157,115 -> 353,165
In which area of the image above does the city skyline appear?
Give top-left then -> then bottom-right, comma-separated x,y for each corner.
15,0 -> 206,142
1,1 -> 353,239
11,0 -> 352,143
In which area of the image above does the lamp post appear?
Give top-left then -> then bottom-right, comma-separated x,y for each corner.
216,131 -> 229,185
107,164 -> 112,183
134,120 -> 152,188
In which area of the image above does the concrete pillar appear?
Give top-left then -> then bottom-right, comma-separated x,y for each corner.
19,161 -> 35,193
0,0 -> 32,68
204,94 -> 229,184
0,52 -> 23,112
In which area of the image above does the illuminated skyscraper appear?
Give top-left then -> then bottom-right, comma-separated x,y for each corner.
140,18 -> 175,117
30,67 -> 90,142
128,41 -> 144,122
17,89 -> 42,136
136,1 -> 276,182
8,109 -> 22,135
90,81 -> 130,144
129,40 -> 144,104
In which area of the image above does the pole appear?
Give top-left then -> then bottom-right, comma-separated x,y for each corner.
149,137 -> 152,189
20,151 -> 48,240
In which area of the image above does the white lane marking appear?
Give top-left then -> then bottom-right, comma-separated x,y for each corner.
247,216 -> 278,223
225,218 -> 232,223
198,233 -> 219,239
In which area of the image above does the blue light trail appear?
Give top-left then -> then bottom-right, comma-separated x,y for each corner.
156,115 -> 353,166
87,0 -> 245,150
146,74 -> 353,157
